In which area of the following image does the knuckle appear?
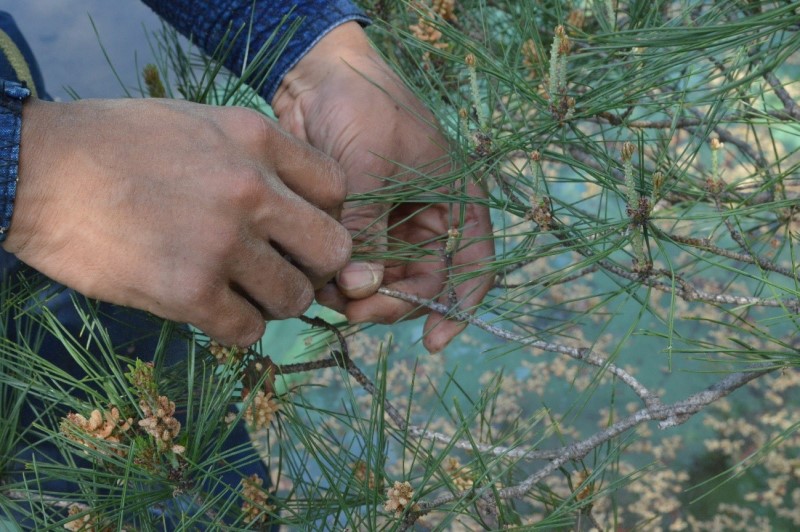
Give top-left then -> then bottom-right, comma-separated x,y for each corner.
293,282 -> 315,315
327,224 -> 353,271
205,225 -> 242,265
194,295 -> 265,348
272,279 -> 314,319
183,273 -> 218,308
229,316 -> 266,348
230,106 -> 276,147
315,158 -> 348,211
326,162 -> 348,206
227,164 -> 267,209
287,280 -> 315,316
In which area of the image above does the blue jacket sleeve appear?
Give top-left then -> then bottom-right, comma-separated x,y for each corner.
141,0 -> 370,103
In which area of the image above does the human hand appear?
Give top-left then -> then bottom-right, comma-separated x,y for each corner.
272,22 -> 494,353
7,98 -> 351,347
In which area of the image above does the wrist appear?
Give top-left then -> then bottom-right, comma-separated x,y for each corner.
272,21 -> 376,112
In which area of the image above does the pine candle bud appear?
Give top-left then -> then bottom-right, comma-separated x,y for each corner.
621,141 -> 636,162
143,64 -> 166,98
465,53 -> 486,129
620,141 -> 646,269
530,149 -> 545,207
549,25 -> 573,121
458,107 -> 471,144
710,137 -> 725,187
445,227 -> 461,254
556,26 -> 572,55
575,469 -> 594,501
652,171 -> 665,192
621,142 -> 638,205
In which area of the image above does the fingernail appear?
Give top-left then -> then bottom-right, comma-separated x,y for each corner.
336,262 -> 382,298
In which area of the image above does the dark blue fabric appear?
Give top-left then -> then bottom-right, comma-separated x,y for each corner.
141,0 -> 370,102
0,80 -> 27,242
0,10 -> 49,257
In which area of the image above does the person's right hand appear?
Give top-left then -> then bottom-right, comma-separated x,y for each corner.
5,98 -> 351,347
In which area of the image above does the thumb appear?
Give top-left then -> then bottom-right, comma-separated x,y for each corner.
336,202 -> 388,299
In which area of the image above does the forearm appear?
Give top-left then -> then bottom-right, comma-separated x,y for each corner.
140,0 -> 370,102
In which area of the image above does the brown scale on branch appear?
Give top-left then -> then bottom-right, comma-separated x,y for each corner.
471,131 -> 493,159
526,197 -> 554,230
626,196 -> 651,227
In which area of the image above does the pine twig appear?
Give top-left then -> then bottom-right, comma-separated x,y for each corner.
596,259 -> 800,312
660,230 -> 800,282
291,316 -> 560,462
377,288 -> 660,407
495,264 -> 600,290
406,363 -> 774,521
763,71 -> 800,120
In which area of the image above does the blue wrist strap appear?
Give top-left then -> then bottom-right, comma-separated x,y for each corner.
0,79 -> 30,241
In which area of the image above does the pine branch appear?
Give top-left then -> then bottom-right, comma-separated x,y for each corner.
288,317 -> 562,462
763,71 -> 800,120
494,264 -> 600,290
4,490 -> 90,512
405,363 -> 774,522
659,230 -> 800,283
377,288 -> 660,407
597,260 -> 800,312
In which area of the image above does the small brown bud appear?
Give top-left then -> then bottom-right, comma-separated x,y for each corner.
558,36 -> 572,55
710,137 -> 724,150
652,171 -> 665,191
575,469 -> 594,501
465,53 -> 476,67
143,64 -> 166,98
445,228 -> 460,254
621,142 -> 636,162
531,150 -> 542,162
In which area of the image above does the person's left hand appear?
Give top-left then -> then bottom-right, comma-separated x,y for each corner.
272,22 -> 494,353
